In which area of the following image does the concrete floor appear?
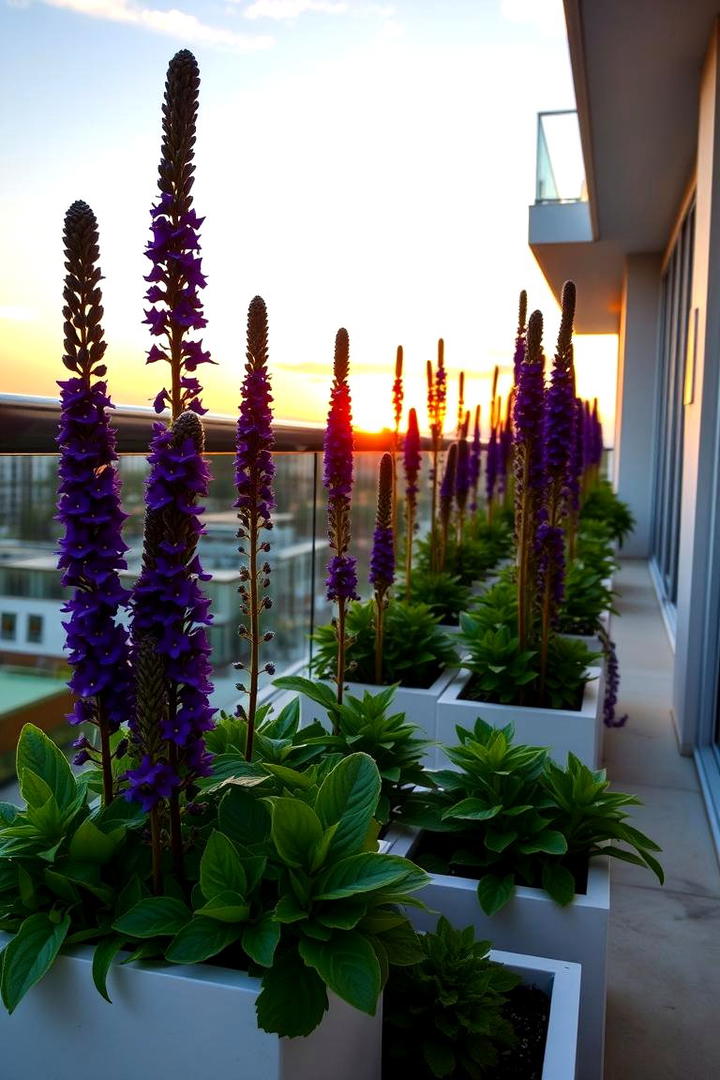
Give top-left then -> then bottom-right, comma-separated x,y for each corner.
602,560 -> 720,1080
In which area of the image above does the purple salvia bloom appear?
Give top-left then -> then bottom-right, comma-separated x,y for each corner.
324,328 -> 359,602
513,289 -> 528,384
591,400 -> 604,467
403,408 -> 422,509
435,339 -> 447,434
486,426 -> 498,505
392,346 -> 404,436
369,453 -> 395,592
582,400 -> 593,472
568,396 -> 584,513
56,202 -> 131,762
143,51 -> 215,418
535,518 -> 566,610
455,436 -> 470,514
234,296 -> 275,759
128,411 -> 215,804
599,628 -> 628,728
469,405 -> 481,512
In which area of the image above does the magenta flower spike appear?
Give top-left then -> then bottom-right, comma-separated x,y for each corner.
469,404 -> 481,513
143,50 -> 215,418
323,329 -> 358,707
56,201 -> 131,807
438,441 -> 458,572
403,407 -> 422,602
234,296 -> 275,761
370,453 -> 395,683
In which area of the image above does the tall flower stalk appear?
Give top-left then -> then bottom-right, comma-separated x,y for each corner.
455,413 -> 470,544
469,404 -> 481,513
234,296 -> 275,761
513,289 -> 528,383
370,454 -> 395,684
513,310 -> 545,650
143,50 -> 214,417
538,281 -> 576,686
391,345 -> 404,537
486,366 -> 500,524
324,329 -> 359,712
403,408 -> 422,603
129,410 -> 214,888
456,370 -> 465,439
56,201 -> 131,808
427,339 -> 446,571
438,442 -> 458,572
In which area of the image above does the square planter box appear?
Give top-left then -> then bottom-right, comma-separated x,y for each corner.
298,668 -> 459,770
384,825 -> 608,1080
489,950 -> 581,1080
436,666 -> 604,769
0,935 -> 381,1080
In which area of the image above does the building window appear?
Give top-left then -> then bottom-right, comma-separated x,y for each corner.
651,200 -> 695,607
26,615 -> 43,644
1,612 -> 17,641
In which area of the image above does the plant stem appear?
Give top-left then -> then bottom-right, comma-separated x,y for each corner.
97,702 -> 114,808
405,498 -> 415,604
150,806 -> 162,895
430,443 -> 439,572
335,596 -> 346,725
166,690 -> 185,883
374,595 -> 385,685
245,516 -> 260,762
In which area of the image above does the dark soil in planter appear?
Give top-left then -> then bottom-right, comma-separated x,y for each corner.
381,982 -> 550,1079
410,828 -> 589,897
458,674 -> 585,713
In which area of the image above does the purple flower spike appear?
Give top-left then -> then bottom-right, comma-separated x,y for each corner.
469,405 -> 481,512
486,426 -> 498,505
56,202 -> 131,801
143,51 -> 215,418
455,436 -> 470,515
234,296 -> 276,758
513,289 -> 528,384
403,408 -> 422,510
324,328 -> 357,601
128,410 -> 215,804
370,453 -> 395,593
392,346 -> 404,436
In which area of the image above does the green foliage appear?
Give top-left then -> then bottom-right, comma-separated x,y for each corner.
205,699 -> 324,771
274,677 -> 430,824
401,720 -> 663,913
416,528 -> 510,587
459,606 -> 599,711
383,916 -> 519,1078
575,520 -> 618,578
397,569 -> 473,626
311,599 -> 459,689
557,561 -> 616,637
580,481 -> 635,546
0,727 -> 429,1037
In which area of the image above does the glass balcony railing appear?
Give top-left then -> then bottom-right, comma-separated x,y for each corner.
535,110 -> 588,204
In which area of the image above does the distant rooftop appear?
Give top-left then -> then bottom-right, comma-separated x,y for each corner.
0,669 -> 68,713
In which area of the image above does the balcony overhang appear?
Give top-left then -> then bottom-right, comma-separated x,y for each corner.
530,0 -> 719,333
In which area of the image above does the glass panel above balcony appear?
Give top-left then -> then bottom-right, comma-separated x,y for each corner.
535,110 -> 587,204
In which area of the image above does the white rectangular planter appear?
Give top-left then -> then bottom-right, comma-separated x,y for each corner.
0,936 -> 381,1080
436,666 -> 604,769
491,950 -> 581,1080
299,668 -> 459,770
384,826 -> 608,1080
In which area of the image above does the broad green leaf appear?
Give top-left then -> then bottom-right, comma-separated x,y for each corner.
314,853 -> 417,901
273,676 -> 338,712
165,918 -> 242,964
274,893 -> 308,924
19,769 -> 54,811
485,829 -> 518,854
92,936 -> 127,1003
24,794 -> 64,839
423,1039 -> 455,1078
270,799 -> 323,869
69,818 -> 123,863
0,803 -> 18,826
200,831 -> 247,899
376,922 -> 424,966
112,897 -> 191,939
541,862 -> 576,905
299,931 -> 381,1015
218,787 -> 270,848
242,916 -> 281,967
315,754 -> 381,861
43,869 -> 80,904
477,873 -> 515,916
195,891 -> 250,924
0,862 -> 17,893
256,950 -> 328,1037
0,912 -> 70,1013
315,901 -> 366,930
518,830 -> 567,856
442,799 -> 502,821
16,726 -> 77,814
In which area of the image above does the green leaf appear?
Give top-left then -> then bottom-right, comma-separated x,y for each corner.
19,769 -> 54,811
0,803 -> 18,826
195,892 -> 250,924
242,916 -> 281,967
314,853 -> 417,901
442,799 -> 502,822
43,869 -> 80,904
315,754 -> 381,861
92,936 -> 127,1003
270,799 -> 323,869
112,897 -> 191,939
218,787 -> 270,848
0,912 -> 70,1013
165,918 -> 242,964
477,873 -> 515,915
519,830 -> 567,856
256,951 -> 328,1037
274,676 -> 338,712
200,832 -> 248,899
541,862 -> 577,905
16,725 -> 77,815
423,1039 -> 455,1078
299,931 -> 381,1015
485,829 -> 518,854
69,818 -> 123,863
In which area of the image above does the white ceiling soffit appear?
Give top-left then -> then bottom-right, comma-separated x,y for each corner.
566,0 -> 716,253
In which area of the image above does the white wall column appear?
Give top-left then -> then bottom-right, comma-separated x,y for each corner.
613,253 -> 662,557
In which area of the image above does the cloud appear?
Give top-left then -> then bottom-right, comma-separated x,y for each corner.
41,0 -> 274,50
242,0 -> 394,20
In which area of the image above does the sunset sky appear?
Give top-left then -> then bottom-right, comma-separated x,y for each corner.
0,0 -> 618,436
